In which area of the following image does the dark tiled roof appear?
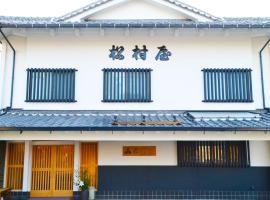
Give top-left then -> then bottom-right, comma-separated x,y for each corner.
0,16 -> 53,24
0,109 -> 269,131
1,17 -> 270,28
55,0 -> 220,22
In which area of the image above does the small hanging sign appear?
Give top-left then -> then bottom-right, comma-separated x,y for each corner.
123,146 -> 156,156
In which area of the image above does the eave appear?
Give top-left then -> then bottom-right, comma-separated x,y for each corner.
1,21 -> 270,29
0,110 -> 269,132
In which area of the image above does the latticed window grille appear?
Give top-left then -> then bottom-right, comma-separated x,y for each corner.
103,68 -> 152,102
26,68 -> 76,102
177,141 -> 250,168
202,69 -> 253,102
6,143 -> 25,190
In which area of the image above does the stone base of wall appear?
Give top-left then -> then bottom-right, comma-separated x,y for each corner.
3,192 -> 30,200
95,190 -> 270,200
4,190 -> 270,199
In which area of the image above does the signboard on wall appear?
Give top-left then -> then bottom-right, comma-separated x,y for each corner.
123,146 -> 156,156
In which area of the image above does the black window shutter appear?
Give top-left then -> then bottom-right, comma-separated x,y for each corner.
103,68 -> 152,102
26,68 -> 77,102
202,68 -> 253,102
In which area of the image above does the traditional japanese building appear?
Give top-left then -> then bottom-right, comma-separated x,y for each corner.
1,0 -> 270,199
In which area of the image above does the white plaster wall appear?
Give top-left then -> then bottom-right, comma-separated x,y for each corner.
250,141 -> 270,166
0,42 -> 4,109
98,141 -> 177,165
1,36 -> 27,109
2,29 -> 265,111
88,0 -> 188,20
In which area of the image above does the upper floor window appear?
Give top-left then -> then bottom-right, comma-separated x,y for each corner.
177,141 -> 250,168
26,68 -> 77,102
202,68 -> 253,102
102,68 -> 152,102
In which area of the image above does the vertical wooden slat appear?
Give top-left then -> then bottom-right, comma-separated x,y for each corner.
69,69 -> 72,101
233,70 -> 237,101
130,69 -> 133,101
71,70 -> 76,102
120,70 -> 123,101
37,70 -> 41,101
203,69 -> 206,101
64,69 -> 68,101
26,69 -> 30,101
248,69 -> 253,101
242,69 -> 247,101
103,69 -> 106,101
206,70 -> 210,101
28,69 -> 33,101
40,69 -> 44,101
213,70 -> 217,101
235,70 -> 240,101
148,70 -> 151,101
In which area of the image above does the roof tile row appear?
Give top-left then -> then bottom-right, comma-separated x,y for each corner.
0,110 -> 269,131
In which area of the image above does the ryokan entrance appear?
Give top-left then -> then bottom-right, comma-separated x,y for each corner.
30,143 -> 98,197
30,145 -> 74,197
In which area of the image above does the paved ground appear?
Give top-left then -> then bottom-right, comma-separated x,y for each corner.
30,198 -> 72,200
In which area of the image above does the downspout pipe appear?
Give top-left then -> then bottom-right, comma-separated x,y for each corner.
259,38 -> 270,109
0,28 -> 16,110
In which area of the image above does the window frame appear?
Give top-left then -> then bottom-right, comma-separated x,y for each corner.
202,68 -> 253,103
102,68 -> 152,103
25,68 -> 77,103
177,141 -> 250,168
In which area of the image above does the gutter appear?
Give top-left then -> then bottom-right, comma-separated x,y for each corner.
0,28 -> 16,112
1,22 -> 270,29
0,126 -> 269,132
259,38 -> 270,109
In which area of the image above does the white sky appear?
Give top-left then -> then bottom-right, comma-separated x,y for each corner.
0,0 -> 269,18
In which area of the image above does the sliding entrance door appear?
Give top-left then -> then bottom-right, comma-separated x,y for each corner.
31,145 -> 74,197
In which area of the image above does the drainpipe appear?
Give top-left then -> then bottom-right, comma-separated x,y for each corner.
259,38 -> 270,109
0,28 -> 16,111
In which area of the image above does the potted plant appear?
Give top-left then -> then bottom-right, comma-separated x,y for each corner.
75,170 -> 91,200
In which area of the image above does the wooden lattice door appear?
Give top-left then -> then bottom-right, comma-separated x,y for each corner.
31,145 -> 74,197
80,143 -> 98,188
6,143 -> 25,190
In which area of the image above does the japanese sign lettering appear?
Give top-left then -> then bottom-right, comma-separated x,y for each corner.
109,45 -> 125,60
132,45 -> 148,60
155,45 -> 172,61
109,45 -> 171,61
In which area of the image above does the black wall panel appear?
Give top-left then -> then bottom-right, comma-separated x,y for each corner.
98,166 -> 270,191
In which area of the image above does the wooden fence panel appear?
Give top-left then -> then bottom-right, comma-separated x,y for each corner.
6,143 -> 25,190
80,143 -> 98,188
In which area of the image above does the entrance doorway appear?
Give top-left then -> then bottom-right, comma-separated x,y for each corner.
30,145 -> 74,197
